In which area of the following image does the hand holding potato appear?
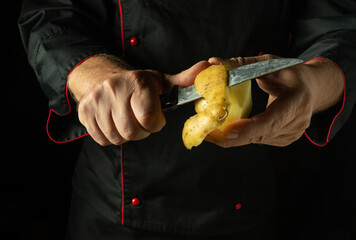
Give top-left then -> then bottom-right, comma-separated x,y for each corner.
205,54 -> 344,147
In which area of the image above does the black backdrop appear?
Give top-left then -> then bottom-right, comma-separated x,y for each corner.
3,1 -> 356,240
3,2 -> 81,240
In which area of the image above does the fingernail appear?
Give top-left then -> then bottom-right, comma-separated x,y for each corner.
225,131 -> 239,139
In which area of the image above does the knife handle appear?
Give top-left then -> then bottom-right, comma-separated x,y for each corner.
160,85 -> 179,112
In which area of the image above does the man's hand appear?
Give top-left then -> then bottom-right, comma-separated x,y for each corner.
205,54 -> 344,147
68,55 -> 210,146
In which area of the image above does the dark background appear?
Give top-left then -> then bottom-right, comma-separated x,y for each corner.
3,2 -> 81,240
3,1 -> 356,240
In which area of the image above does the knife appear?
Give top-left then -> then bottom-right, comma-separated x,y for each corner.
160,58 -> 303,112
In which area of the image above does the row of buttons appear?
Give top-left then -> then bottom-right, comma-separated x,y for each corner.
128,36 -> 257,211
131,197 -> 242,210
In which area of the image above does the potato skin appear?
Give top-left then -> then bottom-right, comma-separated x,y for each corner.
182,65 -> 252,149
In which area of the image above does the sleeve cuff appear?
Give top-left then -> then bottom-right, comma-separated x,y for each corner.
46,55 -> 95,143
303,58 -> 346,147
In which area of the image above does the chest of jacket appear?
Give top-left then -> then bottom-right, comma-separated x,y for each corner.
74,0 -> 293,236
112,0 -> 291,72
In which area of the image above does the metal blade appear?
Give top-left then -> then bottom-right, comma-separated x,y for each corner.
228,58 -> 303,87
163,58 -> 303,111
177,85 -> 201,106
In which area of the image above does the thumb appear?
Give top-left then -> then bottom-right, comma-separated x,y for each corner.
164,61 -> 211,90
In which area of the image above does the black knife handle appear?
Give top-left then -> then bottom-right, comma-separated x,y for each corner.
160,85 -> 179,112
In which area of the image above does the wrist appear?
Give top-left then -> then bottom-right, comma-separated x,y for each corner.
303,58 -> 344,114
68,54 -> 131,102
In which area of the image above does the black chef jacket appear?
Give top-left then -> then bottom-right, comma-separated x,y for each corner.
19,0 -> 356,237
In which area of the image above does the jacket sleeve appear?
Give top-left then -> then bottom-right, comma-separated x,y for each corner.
291,0 -> 356,146
18,0 -> 118,142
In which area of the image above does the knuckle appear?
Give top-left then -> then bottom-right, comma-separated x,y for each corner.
90,132 -> 110,146
252,134 -> 267,144
141,112 -> 165,132
220,143 -> 229,149
129,70 -> 155,94
105,131 -> 123,145
230,57 -> 245,66
111,137 -> 124,145
130,70 -> 146,87
215,140 -> 230,149
223,140 -> 234,148
120,128 -> 140,141
86,90 -> 102,106
208,57 -> 222,64
291,133 -> 303,143
248,117 -> 269,144
282,133 -> 302,146
299,119 -> 311,131
77,103 -> 89,121
97,140 -> 111,146
262,54 -> 278,60
131,70 -> 161,92
270,119 -> 282,133
78,95 -> 95,112
102,78 -> 117,92
88,128 -> 101,139
138,111 -> 157,129
130,69 -> 144,79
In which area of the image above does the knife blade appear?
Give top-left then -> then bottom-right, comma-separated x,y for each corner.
161,58 -> 303,112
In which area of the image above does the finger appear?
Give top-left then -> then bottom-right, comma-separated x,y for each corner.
204,129 -> 234,148
235,102 -> 291,145
78,102 -> 112,146
208,54 -> 280,67
85,115 -> 112,146
92,102 -> 129,145
255,67 -> 300,98
208,57 -> 236,66
112,98 -> 151,141
205,118 -> 292,148
204,118 -> 253,148
164,61 -> 211,89
131,86 -> 166,133
258,131 -> 304,147
209,92 -> 295,147
208,56 -> 249,67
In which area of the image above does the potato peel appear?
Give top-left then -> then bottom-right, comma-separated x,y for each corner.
182,65 -> 252,149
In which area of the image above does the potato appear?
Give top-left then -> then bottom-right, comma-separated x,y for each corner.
182,65 -> 252,149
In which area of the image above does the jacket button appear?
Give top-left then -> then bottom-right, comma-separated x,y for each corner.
235,202 -> 242,210
130,37 -> 139,46
131,197 -> 140,206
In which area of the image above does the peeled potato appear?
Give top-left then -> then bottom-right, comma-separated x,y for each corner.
182,65 -> 252,149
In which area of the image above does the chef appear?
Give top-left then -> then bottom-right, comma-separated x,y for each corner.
19,0 -> 355,239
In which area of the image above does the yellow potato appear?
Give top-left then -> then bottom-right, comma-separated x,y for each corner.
182,65 -> 252,149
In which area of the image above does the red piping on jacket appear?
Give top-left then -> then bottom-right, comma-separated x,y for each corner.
118,0 -> 125,55
303,57 -> 346,147
46,0 -> 127,225
47,0 -> 126,143
117,0 -> 126,226
46,55 -> 95,143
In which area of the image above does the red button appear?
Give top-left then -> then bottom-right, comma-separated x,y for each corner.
131,197 -> 140,206
235,202 -> 242,210
258,51 -> 264,56
130,37 -> 138,46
